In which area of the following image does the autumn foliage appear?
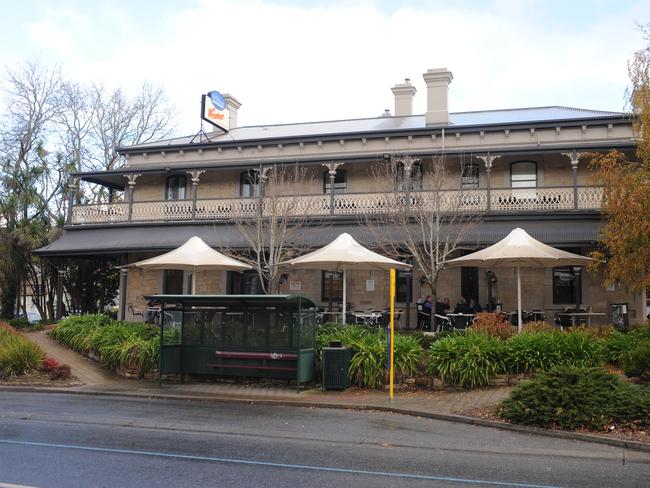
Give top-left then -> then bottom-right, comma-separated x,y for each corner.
590,26 -> 650,292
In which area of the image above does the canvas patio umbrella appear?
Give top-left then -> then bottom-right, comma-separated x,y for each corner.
128,236 -> 251,294
444,228 -> 591,332
280,233 -> 411,319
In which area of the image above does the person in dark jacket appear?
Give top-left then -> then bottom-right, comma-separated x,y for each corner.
468,298 -> 483,314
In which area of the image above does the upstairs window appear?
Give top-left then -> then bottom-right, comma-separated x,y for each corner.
165,175 -> 187,201
395,161 -> 423,191
240,170 -> 261,197
323,169 -> 347,194
461,162 -> 479,189
511,161 -> 537,200
510,161 -> 537,188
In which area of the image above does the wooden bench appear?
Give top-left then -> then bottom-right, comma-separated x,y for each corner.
208,351 -> 298,373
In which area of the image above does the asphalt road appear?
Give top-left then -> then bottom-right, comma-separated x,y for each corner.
0,391 -> 647,487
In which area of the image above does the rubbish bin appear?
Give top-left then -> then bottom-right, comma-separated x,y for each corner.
611,303 -> 629,331
322,342 -> 352,390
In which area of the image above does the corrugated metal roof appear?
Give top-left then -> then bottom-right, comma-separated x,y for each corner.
124,106 -> 626,151
34,219 -> 601,257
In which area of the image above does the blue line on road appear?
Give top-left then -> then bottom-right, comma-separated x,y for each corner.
0,438 -> 564,488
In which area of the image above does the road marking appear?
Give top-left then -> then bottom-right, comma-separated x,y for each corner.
0,438 -> 564,488
0,483 -> 40,488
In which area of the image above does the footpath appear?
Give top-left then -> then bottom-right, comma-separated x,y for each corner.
6,330 -> 649,453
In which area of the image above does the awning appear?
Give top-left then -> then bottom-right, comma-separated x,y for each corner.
33,218 -> 603,257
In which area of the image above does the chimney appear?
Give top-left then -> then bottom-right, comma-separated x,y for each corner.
223,93 -> 242,129
422,68 -> 453,125
391,78 -> 417,116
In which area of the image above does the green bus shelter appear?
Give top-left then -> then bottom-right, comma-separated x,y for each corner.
145,294 -> 318,389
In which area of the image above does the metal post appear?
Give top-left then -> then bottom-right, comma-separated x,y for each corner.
56,268 -> 65,321
118,268 -> 128,321
572,159 -> 579,209
486,166 -> 492,212
329,170 -> 336,215
516,266 -> 522,334
389,269 -> 395,401
191,181 -> 198,219
159,302 -> 164,386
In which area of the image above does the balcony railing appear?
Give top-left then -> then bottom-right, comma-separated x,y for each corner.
69,186 -> 603,226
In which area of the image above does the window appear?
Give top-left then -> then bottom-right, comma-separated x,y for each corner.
322,271 -> 343,302
396,270 -> 412,303
510,161 -> 537,200
323,169 -> 347,193
395,161 -> 423,191
165,175 -> 187,200
553,266 -> 582,304
163,270 -> 184,294
461,162 -> 479,189
240,170 -> 261,197
227,270 -> 264,294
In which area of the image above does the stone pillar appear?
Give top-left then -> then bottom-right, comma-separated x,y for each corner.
125,174 -> 140,222
119,268 -> 128,321
56,268 -> 65,321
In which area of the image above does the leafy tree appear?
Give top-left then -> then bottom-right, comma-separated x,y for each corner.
590,25 -> 650,291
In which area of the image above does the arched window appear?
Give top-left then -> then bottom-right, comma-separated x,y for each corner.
395,161 -> 423,191
165,175 -> 187,201
240,170 -> 261,197
323,169 -> 347,193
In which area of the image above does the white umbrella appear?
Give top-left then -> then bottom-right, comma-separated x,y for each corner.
445,228 -> 591,332
128,236 -> 251,294
280,233 -> 411,319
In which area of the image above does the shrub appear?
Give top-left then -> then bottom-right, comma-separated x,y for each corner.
505,331 -> 602,374
49,364 -> 72,380
392,334 -> 423,381
40,357 -> 60,371
427,332 -> 506,388
505,332 -> 562,373
50,314 -> 160,377
348,333 -> 386,388
8,318 -> 31,330
621,339 -> 650,381
0,335 -> 45,377
317,326 -> 423,388
500,367 -> 650,430
471,313 -> 514,339
410,331 -> 437,350
521,321 -> 556,334
599,328 -> 650,364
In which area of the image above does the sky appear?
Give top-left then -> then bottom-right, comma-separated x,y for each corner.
0,0 -> 648,136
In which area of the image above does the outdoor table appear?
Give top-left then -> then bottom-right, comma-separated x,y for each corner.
564,312 -> 607,327
317,311 -> 343,324
446,313 -> 475,329
351,311 -> 383,326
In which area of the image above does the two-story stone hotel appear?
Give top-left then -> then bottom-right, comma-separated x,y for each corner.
35,68 -> 645,326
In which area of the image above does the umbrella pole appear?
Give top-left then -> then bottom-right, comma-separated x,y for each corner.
342,268 -> 347,324
191,266 -> 196,295
517,266 -> 522,333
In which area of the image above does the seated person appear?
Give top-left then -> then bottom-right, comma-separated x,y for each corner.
422,295 -> 433,313
435,297 -> 450,315
468,298 -> 483,314
454,297 -> 471,314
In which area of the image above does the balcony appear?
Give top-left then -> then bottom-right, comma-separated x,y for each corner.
69,186 -> 603,226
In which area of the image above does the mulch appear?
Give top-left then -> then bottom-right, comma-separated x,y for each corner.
464,405 -> 649,445
0,370 -> 80,387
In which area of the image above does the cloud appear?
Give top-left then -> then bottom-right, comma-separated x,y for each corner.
18,0 -> 647,134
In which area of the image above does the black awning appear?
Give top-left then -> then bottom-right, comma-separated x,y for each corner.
33,219 -> 602,257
